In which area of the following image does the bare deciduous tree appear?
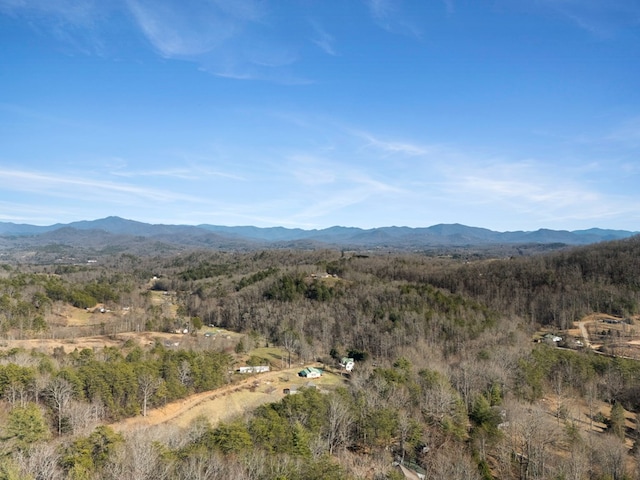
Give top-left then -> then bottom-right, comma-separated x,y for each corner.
178,360 -> 192,387
325,394 -> 354,455
426,447 -> 481,480
67,398 -> 105,435
6,380 -> 29,407
558,440 -> 590,480
46,376 -> 73,435
104,430 -> 172,480
176,453 -> 226,480
505,402 -> 560,480
592,434 -> 627,480
422,379 -> 459,422
138,373 -> 163,417
15,442 -> 63,480
280,329 -> 299,369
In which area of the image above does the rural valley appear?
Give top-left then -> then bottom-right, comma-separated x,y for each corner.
1,227 -> 640,479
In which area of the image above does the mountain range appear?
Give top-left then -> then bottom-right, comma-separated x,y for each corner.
0,217 -> 637,258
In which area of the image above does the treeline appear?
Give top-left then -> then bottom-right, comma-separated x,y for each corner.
0,344 -> 231,434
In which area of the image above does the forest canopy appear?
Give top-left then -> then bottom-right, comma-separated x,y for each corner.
0,235 -> 639,479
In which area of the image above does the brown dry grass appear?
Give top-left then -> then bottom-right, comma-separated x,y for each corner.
111,368 -> 346,433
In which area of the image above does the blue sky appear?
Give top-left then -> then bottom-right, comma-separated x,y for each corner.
1,0 -> 639,231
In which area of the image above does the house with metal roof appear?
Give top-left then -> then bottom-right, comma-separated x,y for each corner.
298,367 -> 323,378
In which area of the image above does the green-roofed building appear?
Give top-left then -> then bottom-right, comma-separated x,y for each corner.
298,367 -> 323,378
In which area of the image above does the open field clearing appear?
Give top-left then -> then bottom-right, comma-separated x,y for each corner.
545,313 -> 640,359
1,331 -> 174,353
0,288 -> 247,353
0,327 -> 245,354
111,367 -> 346,432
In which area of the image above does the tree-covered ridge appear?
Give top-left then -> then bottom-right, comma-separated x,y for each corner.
425,236 -> 640,326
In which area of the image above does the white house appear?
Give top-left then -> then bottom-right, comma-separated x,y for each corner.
298,367 -> 323,378
340,357 -> 355,372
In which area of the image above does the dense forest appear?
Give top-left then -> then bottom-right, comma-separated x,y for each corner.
0,236 -> 640,479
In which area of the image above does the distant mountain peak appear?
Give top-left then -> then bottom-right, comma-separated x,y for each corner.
0,218 -> 637,252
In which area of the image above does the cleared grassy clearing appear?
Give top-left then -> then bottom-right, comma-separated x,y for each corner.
112,368 -> 347,432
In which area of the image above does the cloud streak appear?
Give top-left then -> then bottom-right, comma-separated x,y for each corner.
310,21 -> 337,56
0,168 -> 203,204
437,158 -> 640,227
501,0 -> 640,38
356,131 -> 434,156
125,0 -> 238,57
364,0 -> 423,37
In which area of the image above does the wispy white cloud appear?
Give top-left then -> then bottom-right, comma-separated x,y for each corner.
0,0 -> 111,54
285,150 -> 404,191
288,155 -> 337,186
606,117 -> 640,147
0,0 -> 313,82
125,0 -> 237,57
110,168 -> 201,180
109,162 -> 244,181
277,149 -> 407,224
502,0 -> 640,38
0,168 -> 203,204
0,0 -> 100,25
126,0 -> 310,82
364,0 -> 423,37
292,188 -> 377,221
310,21 -> 337,56
367,0 -> 395,22
0,102 -> 85,128
96,149 -> 247,182
436,158 -> 640,227
357,132 -> 434,156
212,0 -> 264,22
290,175 -> 404,223
0,201 -> 66,224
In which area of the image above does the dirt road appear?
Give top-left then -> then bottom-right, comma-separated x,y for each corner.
577,321 -> 592,348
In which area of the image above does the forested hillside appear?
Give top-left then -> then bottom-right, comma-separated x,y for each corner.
0,236 -> 639,479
